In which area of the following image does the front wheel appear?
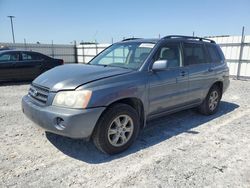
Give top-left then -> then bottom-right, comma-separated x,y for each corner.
92,103 -> 140,155
198,85 -> 221,115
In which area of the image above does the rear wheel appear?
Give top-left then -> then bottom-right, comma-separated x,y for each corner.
198,85 -> 221,115
92,103 -> 140,155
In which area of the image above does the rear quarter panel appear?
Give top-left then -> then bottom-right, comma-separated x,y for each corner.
203,61 -> 230,97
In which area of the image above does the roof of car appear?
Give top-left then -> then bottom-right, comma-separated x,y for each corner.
120,35 -> 216,44
0,49 -> 38,54
119,38 -> 160,44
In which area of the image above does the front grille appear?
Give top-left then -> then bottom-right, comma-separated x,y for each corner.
28,84 -> 49,105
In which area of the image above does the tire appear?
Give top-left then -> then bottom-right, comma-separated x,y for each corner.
92,103 -> 140,155
198,85 -> 222,115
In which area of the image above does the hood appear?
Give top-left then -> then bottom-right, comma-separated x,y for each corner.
33,64 -> 133,91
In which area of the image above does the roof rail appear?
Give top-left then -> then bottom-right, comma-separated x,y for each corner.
163,35 -> 215,43
122,38 -> 141,42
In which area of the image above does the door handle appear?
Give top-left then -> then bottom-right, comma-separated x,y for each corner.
180,71 -> 186,76
208,68 -> 214,72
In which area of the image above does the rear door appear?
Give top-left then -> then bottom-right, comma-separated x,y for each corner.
148,42 -> 189,117
16,52 -> 43,80
0,52 -> 20,81
182,42 -> 215,102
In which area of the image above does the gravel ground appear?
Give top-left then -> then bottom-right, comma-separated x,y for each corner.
0,79 -> 250,188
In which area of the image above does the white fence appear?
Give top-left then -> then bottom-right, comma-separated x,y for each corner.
209,36 -> 250,78
77,44 -> 110,63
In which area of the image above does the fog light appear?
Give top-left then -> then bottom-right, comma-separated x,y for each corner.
55,117 -> 66,130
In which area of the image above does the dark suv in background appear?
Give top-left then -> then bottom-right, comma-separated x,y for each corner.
22,35 -> 230,154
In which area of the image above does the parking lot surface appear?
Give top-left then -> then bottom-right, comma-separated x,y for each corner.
0,79 -> 250,188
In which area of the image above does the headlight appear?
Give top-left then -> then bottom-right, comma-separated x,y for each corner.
52,90 -> 92,109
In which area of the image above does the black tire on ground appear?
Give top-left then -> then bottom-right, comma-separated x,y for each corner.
198,85 -> 222,115
92,103 -> 140,155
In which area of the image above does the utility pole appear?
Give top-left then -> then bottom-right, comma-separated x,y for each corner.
237,26 -> 245,80
24,38 -> 27,49
7,16 -> 16,43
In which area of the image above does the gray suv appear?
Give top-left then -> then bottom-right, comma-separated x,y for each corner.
22,35 -> 230,154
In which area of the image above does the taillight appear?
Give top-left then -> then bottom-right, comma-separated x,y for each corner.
60,60 -> 64,64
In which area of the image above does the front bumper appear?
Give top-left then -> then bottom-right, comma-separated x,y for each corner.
22,95 -> 105,139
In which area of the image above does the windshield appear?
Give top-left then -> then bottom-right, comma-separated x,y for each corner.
89,42 -> 155,70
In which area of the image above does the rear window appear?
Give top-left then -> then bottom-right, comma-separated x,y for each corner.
207,45 -> 222,63
183,43 -> 207,65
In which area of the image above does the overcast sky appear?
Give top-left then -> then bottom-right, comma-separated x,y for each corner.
0,0 -> 250,44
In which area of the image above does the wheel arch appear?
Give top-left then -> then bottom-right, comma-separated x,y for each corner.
100,97 -> 145,129
211,81 -> 223,98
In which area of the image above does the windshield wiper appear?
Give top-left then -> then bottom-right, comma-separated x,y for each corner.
104,64 -> 131,70
89,63 -> 133,70
88,64 -> 107,67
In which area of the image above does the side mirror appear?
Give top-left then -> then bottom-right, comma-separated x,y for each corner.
152,60 -> 168,71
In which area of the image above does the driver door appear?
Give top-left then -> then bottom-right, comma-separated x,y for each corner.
148,42 -> 189,117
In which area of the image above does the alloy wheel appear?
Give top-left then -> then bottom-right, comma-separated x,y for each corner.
107,115 -> 134,147
208,90 -> 219,111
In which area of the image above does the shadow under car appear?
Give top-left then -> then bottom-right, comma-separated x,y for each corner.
46,101 -> 239,164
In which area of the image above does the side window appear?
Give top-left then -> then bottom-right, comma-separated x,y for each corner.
183,43 -> 207,66
0,54 -> 11,62
207,45 -> 222,63
155,43 -> 181,68
0,53 -> 19,62
22,52 -> 43,61
22,53 -> 32,60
